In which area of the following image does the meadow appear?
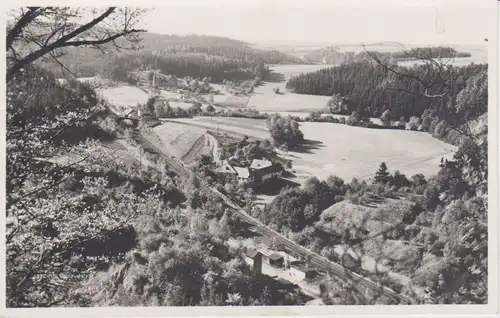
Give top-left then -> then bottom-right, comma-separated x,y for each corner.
98,85 -> 150,107
249,64 -> 336,113
168,116 -> 456,182
152,121 -> 208,161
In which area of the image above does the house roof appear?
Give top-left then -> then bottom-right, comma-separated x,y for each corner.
250,159 -> 273,170
214,161 -> 237,174
268,253 -> 284,261
124,108 -> 137,116
245,248 -> 261,259
233,166 -> 250,179
250,163 -> 282,179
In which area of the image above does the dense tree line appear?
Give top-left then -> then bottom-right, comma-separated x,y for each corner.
99,52 -> 271,84
286,61 -> 487,128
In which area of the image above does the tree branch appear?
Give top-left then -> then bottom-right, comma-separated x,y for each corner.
6,7 -> 42,50
7,7 -> 145,81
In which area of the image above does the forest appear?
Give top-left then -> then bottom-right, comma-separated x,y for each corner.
38,33 -> 302,81
286,61 -> 488,128
100,52 -> 269,84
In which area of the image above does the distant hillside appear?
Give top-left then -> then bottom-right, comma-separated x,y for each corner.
38,33 -> 303,79
304,46 -> 472,65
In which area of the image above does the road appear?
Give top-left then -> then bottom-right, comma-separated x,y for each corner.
136,129 -> 415,305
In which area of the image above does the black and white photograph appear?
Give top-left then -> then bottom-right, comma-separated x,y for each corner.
3,0 -> 497,315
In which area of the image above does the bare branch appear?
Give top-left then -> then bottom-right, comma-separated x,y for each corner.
7,7 -> 146,81
6,7 -> 42,49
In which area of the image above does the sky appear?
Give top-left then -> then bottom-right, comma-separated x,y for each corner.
139,0 -> 492,46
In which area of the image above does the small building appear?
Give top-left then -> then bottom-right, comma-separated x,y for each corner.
261,251 -> 284,268
243,248 -> 263,276
124,108 -> 138,118
289,261 -> 317,280
249,159 -> 283,183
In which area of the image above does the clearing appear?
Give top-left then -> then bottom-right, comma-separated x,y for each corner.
209,64 -> 337,114
167,116 -> 456,182
98,85 -> 150,107
250,64 -> 336,113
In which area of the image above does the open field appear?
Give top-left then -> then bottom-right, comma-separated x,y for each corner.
152,121 -> 208,161
151,121 -> 218,164
167,116 -> 455,182
248,64 -> 336,113
98,85 -> 150,107
169,101 -> 195,109
293,122 -> 456,182
208,64 -> 335,112
168,116 -> 271,139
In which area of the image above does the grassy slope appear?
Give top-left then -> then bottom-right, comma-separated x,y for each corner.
152,121 -> 207,160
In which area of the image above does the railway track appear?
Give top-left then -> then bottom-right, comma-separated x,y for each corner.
137,129 -> 414,304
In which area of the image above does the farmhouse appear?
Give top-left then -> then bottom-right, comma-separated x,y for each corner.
289,261 -> 317,280
214,158 -> 282,184
243,248 -> 263,276
249,159 -> 283,182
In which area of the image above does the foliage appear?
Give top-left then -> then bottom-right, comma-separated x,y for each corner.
264,176 -> 346,231
303,46 -> 471,65
286,61 -> 487,130
6,66 -> 186,307
7,7 -> 146,81
374,162 -> 391,184
40,34 -> 301,80
266,114 -> 304,148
